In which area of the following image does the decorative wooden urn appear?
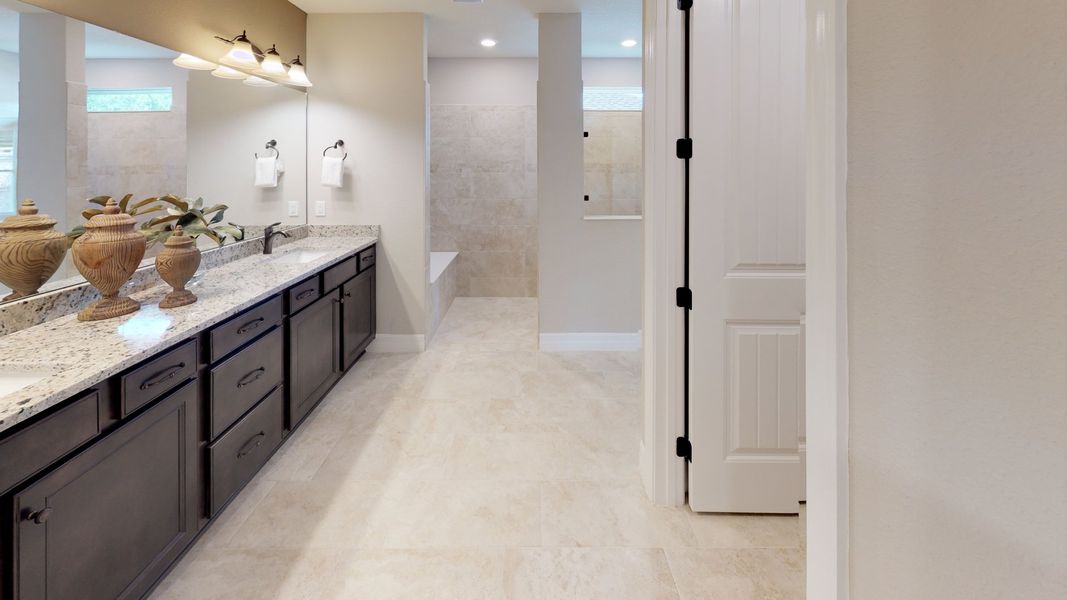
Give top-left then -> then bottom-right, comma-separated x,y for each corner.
156,226 -> 201,309
0,199 -> 68,301
72,198 -> 146,321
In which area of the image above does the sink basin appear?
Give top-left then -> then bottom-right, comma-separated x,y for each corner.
0,368 -> 53,397
271,250 -> 329,265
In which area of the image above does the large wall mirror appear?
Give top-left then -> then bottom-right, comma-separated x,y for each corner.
0,0 -> 307,303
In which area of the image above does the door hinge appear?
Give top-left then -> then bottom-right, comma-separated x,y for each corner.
676,437 -> 692,461
676,287 -> 692,310
676,138 -> 693,160
677,0 -> 693,10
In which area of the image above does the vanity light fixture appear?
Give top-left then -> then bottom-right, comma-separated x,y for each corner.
620,39 -> 638,48
218,30 -> 260,69
210,65 -> 248,80
242,75 -> 278,87
285,56 -> 313,87
480,38 -> 497,48
172,53 -> 216,70
256,44 -> 287,77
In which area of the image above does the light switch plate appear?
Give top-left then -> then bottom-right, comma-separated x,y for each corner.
315,201 -> 326,217
287,201 -> 299,217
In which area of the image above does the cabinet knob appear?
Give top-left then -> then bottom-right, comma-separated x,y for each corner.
27,507 -> 52,524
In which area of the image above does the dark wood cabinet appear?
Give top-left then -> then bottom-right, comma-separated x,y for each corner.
11,380 -> 199,600
287,289 -> 341,428
341,266 -> 376,370
0,243 -> 376,599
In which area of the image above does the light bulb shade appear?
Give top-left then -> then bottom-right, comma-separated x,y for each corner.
286,61 -> 312,87
211,65 -> 248,80
255,46 -> 287,77
220,33 -> 259,69
243,75 -> 278,88
172,53 -> 216,70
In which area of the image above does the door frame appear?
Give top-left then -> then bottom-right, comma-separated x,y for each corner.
640,0 -> 849,596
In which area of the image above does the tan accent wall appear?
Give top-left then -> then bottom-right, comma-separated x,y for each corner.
20,0 -> 306,66
848,1 -> 1067,598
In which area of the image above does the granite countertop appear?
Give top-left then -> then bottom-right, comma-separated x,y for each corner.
0,236 -> 377,434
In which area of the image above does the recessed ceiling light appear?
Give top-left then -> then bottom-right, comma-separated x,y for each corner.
621,39 -> 638,48
480,38 -> 497,48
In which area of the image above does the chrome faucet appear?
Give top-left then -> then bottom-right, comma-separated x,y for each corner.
263,223 -> 291,254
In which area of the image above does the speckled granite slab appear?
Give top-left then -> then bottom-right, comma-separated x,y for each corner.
0,235 -> 377,433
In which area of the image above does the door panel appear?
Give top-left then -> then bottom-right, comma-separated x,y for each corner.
342,267 -> 375,370
689,0 -> 806,513
13,380 -> 198,600
288,290 -> 341,428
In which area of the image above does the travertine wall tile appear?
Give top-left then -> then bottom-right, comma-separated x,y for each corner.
430,105 -> 538,297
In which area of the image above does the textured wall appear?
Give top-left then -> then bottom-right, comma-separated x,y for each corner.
430,104 -> 538,297
848,1 -> 1067,598
584,110 -> 642,216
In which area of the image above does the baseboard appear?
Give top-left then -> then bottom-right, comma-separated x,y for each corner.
367,334 -> 426,353
538,332 -> 642,352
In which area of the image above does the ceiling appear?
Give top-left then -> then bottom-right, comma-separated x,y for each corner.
0,1 -> 174,59
289,0 -> 642,58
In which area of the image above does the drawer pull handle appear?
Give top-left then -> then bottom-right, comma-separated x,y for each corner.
236,367 -> 266,388
236,317 -> 265,335
140,363 -> 186,390
27,507 -> 52,525
344,291 -> 353,299
296,289 -> 317,301
237,432 -> 266,458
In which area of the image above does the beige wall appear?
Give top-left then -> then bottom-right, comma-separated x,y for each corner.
848,1 -> 1067,598
20,0 -> 305,69
307,13 -> 429,339
538,14 -> 642,337
186,70 -> 306,228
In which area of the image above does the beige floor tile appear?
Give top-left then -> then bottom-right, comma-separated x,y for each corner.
686,509 -> 803,549
505,548 -> 680,600
314,430 -> 454,481
665,548 -> 805,600
542,480 -> 698,548
313,548 -> 507,599
151,546 -> 335,600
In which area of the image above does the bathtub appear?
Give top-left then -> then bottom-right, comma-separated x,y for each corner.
429,251 -> 460,342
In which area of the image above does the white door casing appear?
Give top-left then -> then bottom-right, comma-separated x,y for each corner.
688,0 -> 807,513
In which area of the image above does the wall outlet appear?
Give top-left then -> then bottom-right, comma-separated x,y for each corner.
287,201 -> 299,217
315,201 -> 326,217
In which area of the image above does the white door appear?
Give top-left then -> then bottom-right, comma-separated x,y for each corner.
688,0 -> 807,514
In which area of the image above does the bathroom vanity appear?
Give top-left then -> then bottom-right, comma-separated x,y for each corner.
0,237 -> 376,599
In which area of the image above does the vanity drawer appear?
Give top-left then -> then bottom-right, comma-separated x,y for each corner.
323,255 -> 358,292
208,385 -> 283,516
358,246 -> 376,272
208,296 -> 283,363
0,388 -> 103,493
287,275 -> 322,314
120,339 -> 197,417
208,326 -> 283,439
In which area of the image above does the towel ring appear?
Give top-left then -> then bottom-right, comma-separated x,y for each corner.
256,140 -> 280,159
323,140 -> 347,161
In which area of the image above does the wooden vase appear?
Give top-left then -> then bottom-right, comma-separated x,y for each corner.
156,226 -> 201,309
0,199 -> 69,301
72,198 -> 146,321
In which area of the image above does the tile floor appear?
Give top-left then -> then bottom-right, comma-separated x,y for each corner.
153,298 -> 805,599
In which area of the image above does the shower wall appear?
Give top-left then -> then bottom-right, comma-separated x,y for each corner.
430,101 -> 538,297
583,110 -> 642,216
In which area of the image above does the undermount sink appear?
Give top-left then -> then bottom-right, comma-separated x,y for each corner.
271,250 -> 329,264
0,368 -> 53,398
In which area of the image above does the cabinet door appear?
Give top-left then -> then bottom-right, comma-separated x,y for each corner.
288,289 -> 341,428
341,266 -> 376,370
13,380 -> 199,600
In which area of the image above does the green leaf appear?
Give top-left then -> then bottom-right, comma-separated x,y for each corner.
209,209 -> 226,224
213,224 -> 244,240
128,196 -> 159,211
156,195 -> 189,212
193,197 -> 203,210
145,214 -> 180,228
167,207 -> 184,217
81,209 -> 102,221
87,196 -> 111,207
118,194 -> 132,213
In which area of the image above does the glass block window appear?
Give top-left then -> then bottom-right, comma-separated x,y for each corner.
87,87 -> 173,113
0,119 -> 15,216
583,86 -> 643,111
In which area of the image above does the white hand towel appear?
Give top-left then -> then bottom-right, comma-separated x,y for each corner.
321,156 -> 344,188
254,157 -> 278,188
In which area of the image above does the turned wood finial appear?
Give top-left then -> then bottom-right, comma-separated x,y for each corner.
103,198 -> 120,215
17,199 -> 38,216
